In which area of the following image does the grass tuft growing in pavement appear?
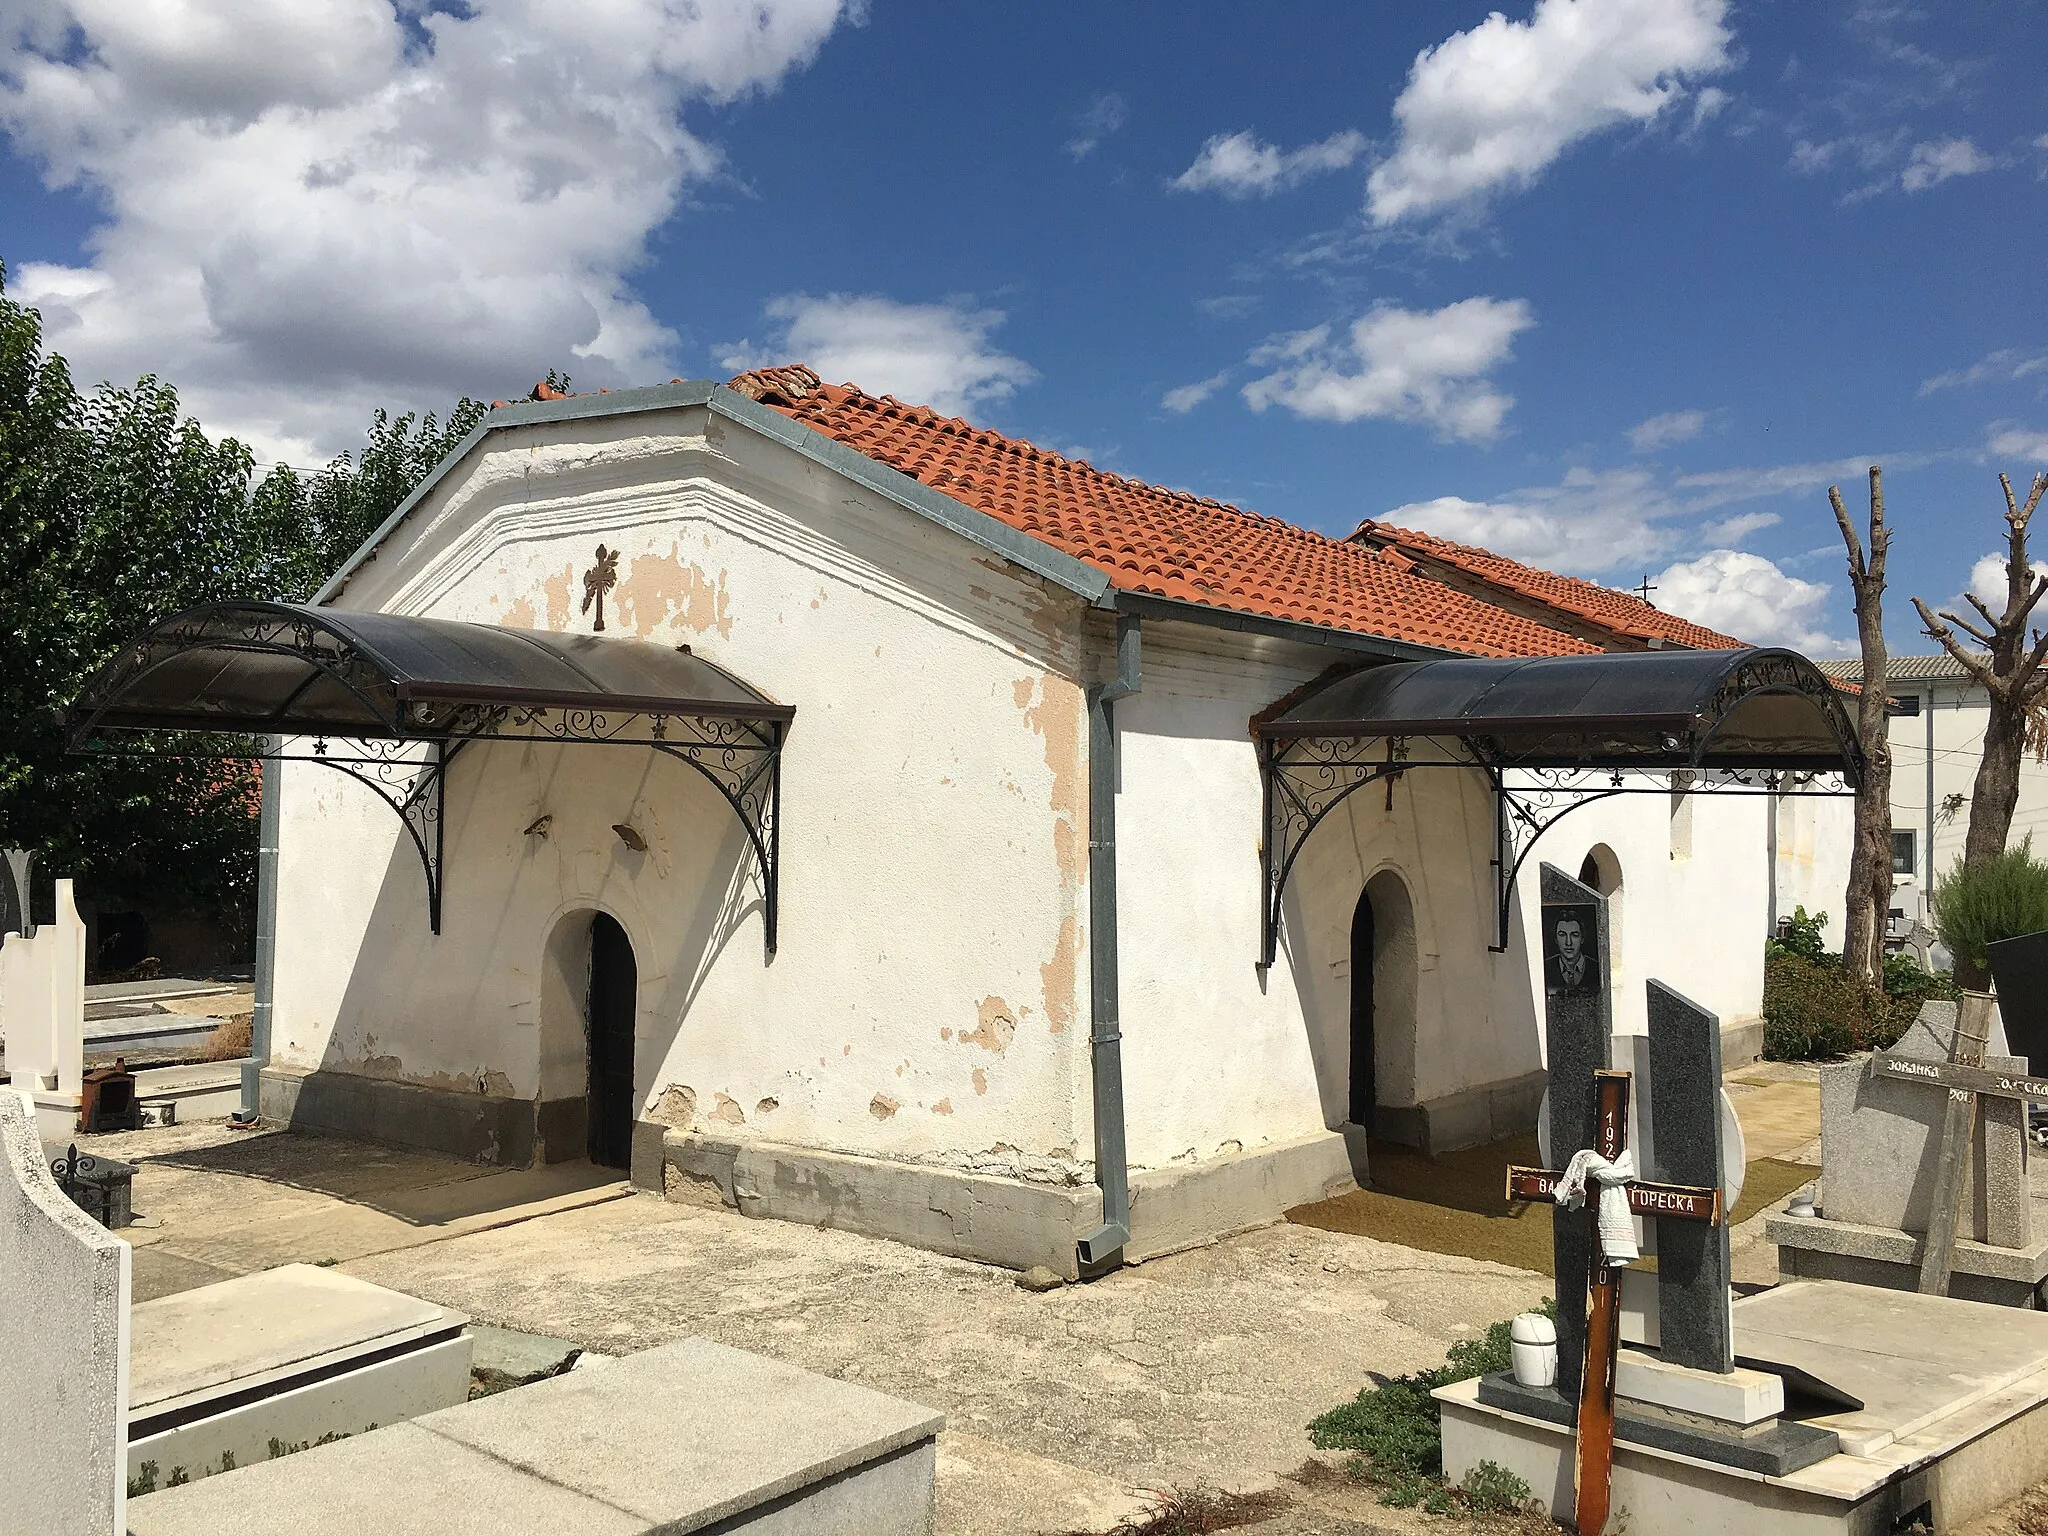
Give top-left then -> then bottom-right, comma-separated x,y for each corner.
1067,1484 -> 1291,1535
1308,1307 -> 1549,1519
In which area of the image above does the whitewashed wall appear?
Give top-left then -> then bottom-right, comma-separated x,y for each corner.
272,406 -> 1094,1179
1,1089 -> 129,1536
1115,624 -> 1779,1167
1772,791 -> 1856,941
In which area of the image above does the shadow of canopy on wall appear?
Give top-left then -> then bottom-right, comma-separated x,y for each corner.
63,600 -> 794,952
1254,647 -> 1864,964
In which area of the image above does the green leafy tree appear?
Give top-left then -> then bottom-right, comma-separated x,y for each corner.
0,264 -> 483,946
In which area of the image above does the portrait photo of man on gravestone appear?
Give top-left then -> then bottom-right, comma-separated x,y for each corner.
1544,903 -> 1600,997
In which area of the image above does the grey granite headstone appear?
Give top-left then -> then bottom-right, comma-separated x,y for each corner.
0,848 -> 33,938
1990,933 -> 2048,1075
1818,999 -> 2030,1247
1540,862 -> 1612,1400
1646,979 -> 1733,1372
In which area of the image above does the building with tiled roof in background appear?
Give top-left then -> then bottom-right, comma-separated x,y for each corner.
183,363 -> 1852,1279
1818,654 -> 2047,948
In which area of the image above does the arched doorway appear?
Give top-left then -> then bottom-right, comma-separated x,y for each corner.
1349,892 -> 1376,1126
1348,870 -> 1418,1137
586,913 -> 638,1168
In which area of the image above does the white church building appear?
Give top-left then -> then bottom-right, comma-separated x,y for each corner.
68,366 -> 1861,1278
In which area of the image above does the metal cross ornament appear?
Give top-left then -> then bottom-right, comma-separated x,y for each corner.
1507,1069 -> 1724,1536
581,544 -> 621,632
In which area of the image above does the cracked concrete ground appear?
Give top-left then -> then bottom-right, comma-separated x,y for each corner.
104,1121 -> 1552,1534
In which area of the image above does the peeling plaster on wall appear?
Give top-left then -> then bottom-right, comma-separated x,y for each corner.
870,1094 -> 900,1120
972,1068 -> 988,1096
1014,673 -> 1088,1041
1040,916 -> 1079,1035
932,1098 -> 953,1115
502,596 -> 538,628
711,1092 -> 746,1125
755,1097 -> 779,1115
963,997 -> 1017,1054
651,1085 -> 697,1128
611,541 -> 735,640
541,564 -> 575,630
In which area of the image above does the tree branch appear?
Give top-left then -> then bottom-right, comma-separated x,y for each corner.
1918,597 -> 2001,691
1830,484 -> 1868,584
1942,607 -> 1998,649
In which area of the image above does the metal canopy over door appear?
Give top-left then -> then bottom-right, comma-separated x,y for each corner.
1256,647 -> 1864,961
586,914 -> 637,1169
65,600 -> 794,953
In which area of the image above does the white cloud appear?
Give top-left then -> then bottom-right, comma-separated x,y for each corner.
1650,550 -> 1840,652
1063,92 -> 1128,160
1702,510 -> 1779,544
1241,296 -> 1535,442
1901,136 -> 1993,191
1171,128 -> 1367,198
1367,0 -> 1733,224
1988,424 -> 2048,462
1628,408 -> 1709,451
1379,466 -> 1678,575
0,0 -> 853,459
717,293 -> 1036,417
1673,455 -> 1922,511
1920,348 -> 2048,396
1969,552 -> 2017,607
1161,371 -> 1229,414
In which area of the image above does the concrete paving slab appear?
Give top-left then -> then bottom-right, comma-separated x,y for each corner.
1735,1279 -> 2048,1456
126,1420 -> 645,1536
933,1430 -> 1158,1536
130,1263 -> 463,1413
417,1337 -> 943,1527
467,1323 -> 581,1382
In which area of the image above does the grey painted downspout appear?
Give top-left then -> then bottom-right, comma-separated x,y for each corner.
1925,686 -> 1936,921
236,745 -> 281,1123
1077,613 -> 1141,1268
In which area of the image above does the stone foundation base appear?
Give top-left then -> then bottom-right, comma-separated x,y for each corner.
636,1126 -> 1358,1279
1373,1070 -> 1547,1154
1770,1210 -> 2048,1308
258,1066 -> 585,1167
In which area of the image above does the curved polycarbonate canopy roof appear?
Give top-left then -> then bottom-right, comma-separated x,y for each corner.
67,601 -> 790,743
1261,647 -> 1860,776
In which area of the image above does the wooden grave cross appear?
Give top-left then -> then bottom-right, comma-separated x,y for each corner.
1507,1068 -> 1725,1536
1863,991 -> 2028,1294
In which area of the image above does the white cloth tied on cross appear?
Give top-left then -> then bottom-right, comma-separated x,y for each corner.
1553,1147 -> 1640,1264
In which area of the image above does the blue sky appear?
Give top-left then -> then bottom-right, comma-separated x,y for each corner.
2,1 -> 2043,653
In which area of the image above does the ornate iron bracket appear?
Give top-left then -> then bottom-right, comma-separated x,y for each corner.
300,738 -> 462,934
1259,741 -> 1853,964
651,717 -> 784,956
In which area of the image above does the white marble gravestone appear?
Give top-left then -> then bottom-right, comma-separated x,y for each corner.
0,1087 -> 130,1536
0,878 -> 88,1141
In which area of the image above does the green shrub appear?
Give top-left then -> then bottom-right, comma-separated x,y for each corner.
1310,1303 -> 1551,1516
1933,837 -> 2048,975
1767,905 -> 1832,964
1762,950 -> 1920,1059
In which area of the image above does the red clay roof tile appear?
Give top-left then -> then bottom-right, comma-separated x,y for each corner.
724,365 -> 1598,659
1352,519 -> 1747,650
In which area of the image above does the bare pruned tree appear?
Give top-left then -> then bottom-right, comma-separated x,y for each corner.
1830,467 -> 1893,985
1913,470 -> 2048,988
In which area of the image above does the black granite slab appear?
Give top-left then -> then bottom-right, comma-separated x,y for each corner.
1990,931 -> 2048,1077
1646,979 -> 1732,1373
1472,1372 -> 1840,1476
1539,862 -> 1612,1400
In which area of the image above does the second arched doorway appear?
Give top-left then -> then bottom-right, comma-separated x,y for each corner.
585,913 -> 639,1169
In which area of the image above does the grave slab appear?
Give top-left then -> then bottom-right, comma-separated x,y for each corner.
127,1337 -> 944,1536
1444,1281 -> 2048,1535
126,1263 -> 471,1487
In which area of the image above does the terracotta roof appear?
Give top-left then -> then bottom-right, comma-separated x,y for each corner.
1818,654 -> 1978,683
1352,520 -> 1748,651
721,366 -> 1597,659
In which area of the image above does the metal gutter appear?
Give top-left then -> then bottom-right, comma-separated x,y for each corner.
235,741 -> 282,1124
1104,590 -> 1457,663
1078,612 -> 1142,1269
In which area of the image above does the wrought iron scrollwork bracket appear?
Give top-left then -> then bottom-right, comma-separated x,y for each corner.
300,738 -> 462,934
1260,735 -> 1411,969
651,718 -> 784,958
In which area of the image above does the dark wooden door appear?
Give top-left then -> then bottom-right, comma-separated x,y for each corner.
586,913 -> 637,1168
1349,890 -> 1375,1127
